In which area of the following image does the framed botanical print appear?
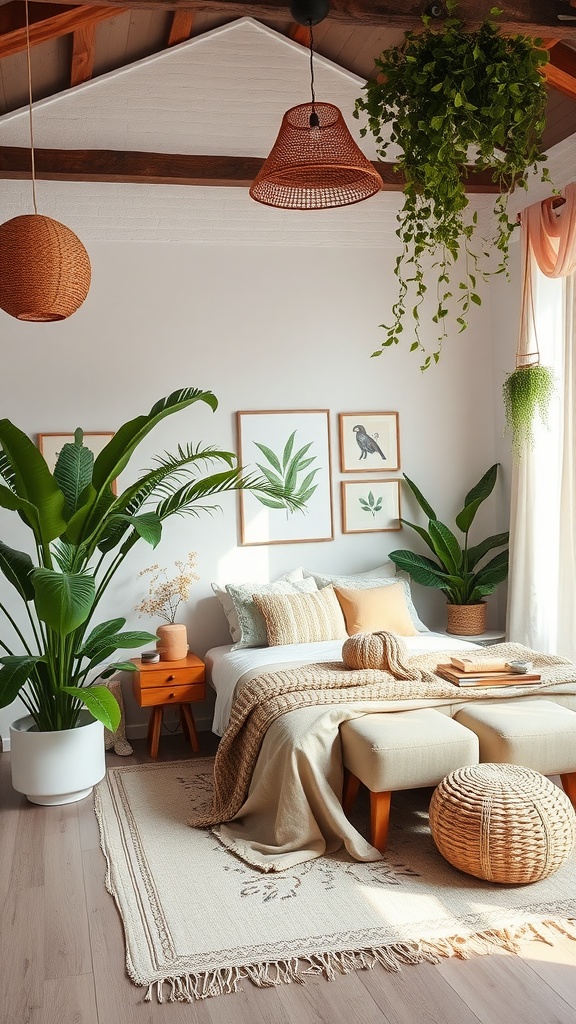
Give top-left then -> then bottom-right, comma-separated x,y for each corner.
341,479 -> 401,533
339,412 -> 400,472
237,410 -> 333,545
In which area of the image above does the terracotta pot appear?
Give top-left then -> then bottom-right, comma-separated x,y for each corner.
446,602 -> 487,636
156,623 -> 188,661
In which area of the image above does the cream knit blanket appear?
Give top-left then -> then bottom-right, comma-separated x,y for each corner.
191,643 -> 575,832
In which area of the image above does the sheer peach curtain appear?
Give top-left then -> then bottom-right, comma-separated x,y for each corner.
507,184 -> 576,660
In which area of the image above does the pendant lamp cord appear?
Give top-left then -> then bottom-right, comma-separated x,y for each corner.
24,0 -> 38,215
308,21 -> 319,127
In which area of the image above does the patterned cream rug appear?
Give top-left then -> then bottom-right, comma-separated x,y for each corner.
94,757 -> 576,1003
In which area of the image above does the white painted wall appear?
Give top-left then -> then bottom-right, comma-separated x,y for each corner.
0,17 -> 573,747
0,239 -> 500,745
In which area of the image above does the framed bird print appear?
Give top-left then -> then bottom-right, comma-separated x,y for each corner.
338,412 -> 400,473
237,410 -> 334,545
341,480 -> 401,533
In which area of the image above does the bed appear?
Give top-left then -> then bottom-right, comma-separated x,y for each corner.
197,569 -> 576,872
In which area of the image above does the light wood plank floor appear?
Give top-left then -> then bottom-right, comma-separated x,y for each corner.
2,733 -> 576,1024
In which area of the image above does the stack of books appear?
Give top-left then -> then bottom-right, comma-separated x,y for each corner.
436,656 -> 542,687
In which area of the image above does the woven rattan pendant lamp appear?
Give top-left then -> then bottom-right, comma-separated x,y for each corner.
0,1 -> 91,321
249,0 -> 382,210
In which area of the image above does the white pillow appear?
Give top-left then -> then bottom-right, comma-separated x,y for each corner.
226,578 -> 318,649
303,566 -> 428,633
211,568 -> 309,645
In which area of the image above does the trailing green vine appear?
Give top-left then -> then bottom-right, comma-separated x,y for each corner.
354,1 -> 550,370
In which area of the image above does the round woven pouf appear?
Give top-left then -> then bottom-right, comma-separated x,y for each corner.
429,763 -> 576,884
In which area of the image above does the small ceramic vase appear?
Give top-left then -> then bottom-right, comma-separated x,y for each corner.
156,623 -> 188,661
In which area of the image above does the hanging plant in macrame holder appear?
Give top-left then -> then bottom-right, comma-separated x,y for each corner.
502,234 -> 555,459
503,357 -> 555,459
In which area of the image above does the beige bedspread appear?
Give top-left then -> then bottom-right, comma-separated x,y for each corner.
190,644 -> 576,872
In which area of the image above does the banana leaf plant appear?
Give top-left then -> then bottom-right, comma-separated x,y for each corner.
0,388 -> 301,733
388,464 -> 509,605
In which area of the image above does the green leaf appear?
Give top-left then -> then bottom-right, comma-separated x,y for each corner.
0,539 -> 35,600
53,429 -> 95,515
32,570 -> 95,636
402,474 -> 436,520
282,431 -> 296,470
428,520 -> 462,575
253,442 -> 282,475
460,464 -> 498,520
0,656 -> 42,708
0,420 -> 67,544
79,629 -> 157,659
63,684 -> 121,732
467,531 -> 509,569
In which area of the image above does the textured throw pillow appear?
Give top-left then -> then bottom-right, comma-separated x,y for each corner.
211,568 -> 307,643
225,577 -> 318,649
304,568 -> 428,633
334,582 -> 419,637
253,586 -> 348,646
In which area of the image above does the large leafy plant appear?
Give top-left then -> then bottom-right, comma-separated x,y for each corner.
354,1 -> 549,369
0,388 -> 297,733
388,464 -> 509,604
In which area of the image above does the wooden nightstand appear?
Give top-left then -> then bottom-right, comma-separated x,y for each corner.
131,653 -> 206,758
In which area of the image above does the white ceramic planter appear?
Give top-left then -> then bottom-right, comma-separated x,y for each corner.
9,711 -> 106,805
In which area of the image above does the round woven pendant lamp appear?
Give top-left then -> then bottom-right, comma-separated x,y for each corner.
250,102 -> 382,210
0,214 -> 91,321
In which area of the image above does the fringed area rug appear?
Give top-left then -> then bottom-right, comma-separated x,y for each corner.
94,757 -> 576,1003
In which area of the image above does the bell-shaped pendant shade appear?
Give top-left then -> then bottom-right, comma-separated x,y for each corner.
0,214 -> 91,321
250,102 -> 382,210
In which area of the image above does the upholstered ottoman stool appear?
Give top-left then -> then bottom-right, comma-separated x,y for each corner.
429,763 -> 576,883
340,709 -> 479,852
454,700 -> 576,806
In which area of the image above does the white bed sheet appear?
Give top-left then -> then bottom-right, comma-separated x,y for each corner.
206,633 -> 482,736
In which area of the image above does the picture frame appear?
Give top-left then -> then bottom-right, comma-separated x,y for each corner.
341,479 -> 401,534
338,412 -> 400,472
237,410 -> 333,546
38,432 -> 117,494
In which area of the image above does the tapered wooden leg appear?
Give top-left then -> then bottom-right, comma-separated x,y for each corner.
180,703 -> 200,753
148,707 -> 163,758
561,772 -> 576,807
370,790 -> 392,852
342,769 -> 361,814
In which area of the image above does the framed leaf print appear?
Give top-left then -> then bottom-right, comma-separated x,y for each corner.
237,410 -> 333,545
341,479 -> 401,534
339,412 -> 400,472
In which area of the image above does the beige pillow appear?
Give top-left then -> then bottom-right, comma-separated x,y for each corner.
334,582 -> 418,637
253,586 -> 348,646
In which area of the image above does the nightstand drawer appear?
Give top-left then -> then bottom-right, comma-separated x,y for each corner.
135,664 -> 205,688
134,680 -> 206,707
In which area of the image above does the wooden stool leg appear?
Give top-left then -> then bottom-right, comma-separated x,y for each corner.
561,772 -> 576,807
148,707 -> 163,758
370,790 -> 392,853
180,703 -> 200,753
342,768 -> 361,814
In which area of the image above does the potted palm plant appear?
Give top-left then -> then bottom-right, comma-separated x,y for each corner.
388,464 -> 509,635
0,387 -> 295,804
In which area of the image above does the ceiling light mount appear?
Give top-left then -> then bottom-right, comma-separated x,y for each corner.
290,0 -> 330,26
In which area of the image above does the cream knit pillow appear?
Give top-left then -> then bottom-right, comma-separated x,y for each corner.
253,586 -> 348,646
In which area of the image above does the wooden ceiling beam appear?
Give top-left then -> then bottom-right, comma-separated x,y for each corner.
70,22 -> 96,86
542,40 -> 576,101
0,145 -> 501,192
167,9 -> 195,45
25,0 -> 576,39
0,4 -> 129,59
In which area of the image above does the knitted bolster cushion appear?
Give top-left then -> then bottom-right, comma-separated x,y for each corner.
342,630 -> 426,681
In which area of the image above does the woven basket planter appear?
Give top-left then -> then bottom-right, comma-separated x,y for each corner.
429,763 -> 576,884
446,601 -> 487,636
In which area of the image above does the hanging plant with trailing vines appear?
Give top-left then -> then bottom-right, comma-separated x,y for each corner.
354,1 -> 550,370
